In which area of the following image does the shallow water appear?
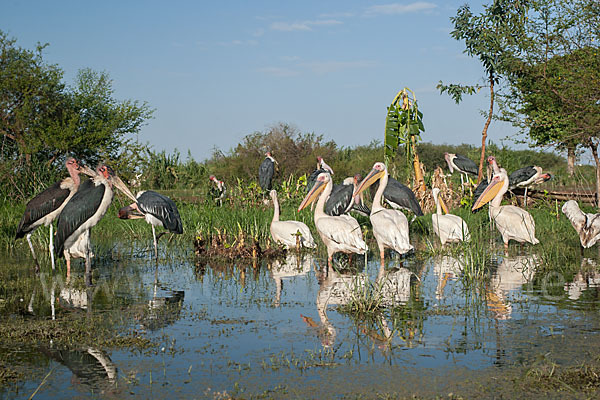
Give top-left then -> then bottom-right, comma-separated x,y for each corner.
2,243 -> 600,399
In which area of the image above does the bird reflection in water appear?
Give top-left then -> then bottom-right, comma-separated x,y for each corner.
564,258 -> 600,301
137,280 -> 185,332
486,255 -> 538,320
313,263 -> 369,348
433,256 -> 464,300
270,253 -> 313,307
39,346 -> 117,394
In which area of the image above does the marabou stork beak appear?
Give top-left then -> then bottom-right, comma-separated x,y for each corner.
353,168 -> 385,198
118,203 -> 144,219
110,176 -> 138,202
80,165 -> 97,177
472,176 -> 503,211
298,179 -> 326,211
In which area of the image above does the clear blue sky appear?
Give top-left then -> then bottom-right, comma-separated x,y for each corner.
2,1 -> 524,161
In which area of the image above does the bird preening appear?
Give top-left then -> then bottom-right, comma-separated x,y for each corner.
118,190 -> 183,258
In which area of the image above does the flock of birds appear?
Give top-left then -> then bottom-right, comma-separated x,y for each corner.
244,151 -> 598,268
14,150 -> 599,284
16,160 -> 183,285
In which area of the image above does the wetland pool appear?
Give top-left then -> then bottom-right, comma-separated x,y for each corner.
1,244 -> 600,399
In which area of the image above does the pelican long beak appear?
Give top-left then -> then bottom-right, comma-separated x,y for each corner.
353,168 -> 384,198
110,176 -> 138,202
439,196 -> 449,214
80,165 -> 97,177
298,179 -> 326,211
472,177 -> 503,211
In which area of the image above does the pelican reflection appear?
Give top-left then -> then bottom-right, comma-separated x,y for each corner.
487,255 -> 538,320
271,253 -> 313,307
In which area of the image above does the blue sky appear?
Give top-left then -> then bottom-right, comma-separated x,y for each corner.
2,1 -> 524,161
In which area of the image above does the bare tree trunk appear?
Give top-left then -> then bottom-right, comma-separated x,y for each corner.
478,74 -> 495,184
590,143 -> 600,209
567,145 -> 576,177
411,136 -> 426,193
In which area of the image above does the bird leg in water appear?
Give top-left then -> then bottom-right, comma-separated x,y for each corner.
380,250 -> 385,269
49,224 -> 55,270
152,225 -> 158,259
26,233 -> 40,272
65,251 -> 71,282
85,247 -> 92,286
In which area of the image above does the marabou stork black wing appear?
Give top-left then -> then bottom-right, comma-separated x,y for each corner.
137,191 -> 183,234
351,202 -> 371,216
55,180 -> 105,258
372,176 -> 423,216
325,184 -> 353,216
509,166 -> 536,188
454,154 -> 478,175
258,158 -> 274,191
16,181 -> 70,238
306,168 -> 328,192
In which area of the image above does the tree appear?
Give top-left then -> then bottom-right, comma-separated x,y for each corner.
0,31 -> 65,163
0,31 -> 154,198
383,88 -> 426,191
438,0 -> 528,182
498,0 -> 600,203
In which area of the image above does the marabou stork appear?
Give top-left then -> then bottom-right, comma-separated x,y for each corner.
444,152 -> 478,190
325,174 -> 371,217
431,187 -> 470,246
258,152 -> 277,191
209,175 -> 226,206
354,162 -> 413,267
298,172 -> 367,269
562,200 -> 600,254
269,190 -> 316,249
472,168 -> 539,250
16,158 -> 95,271
317,156 -> 334,175
509,166 -> 552,206
370,175 -> 423,218
306,156 -> 334,193
118,190 -> 184,258
56,164 -> 136,284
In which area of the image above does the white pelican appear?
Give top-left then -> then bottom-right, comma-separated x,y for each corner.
298,172 -> 367,269
353,162 -> 413,267
431,187 -> 470,246
562,200 -> 600,252
472,168 -> 539,250
270,190 -> 316,249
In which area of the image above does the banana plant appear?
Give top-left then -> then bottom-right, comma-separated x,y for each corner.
384,88 -> 426,192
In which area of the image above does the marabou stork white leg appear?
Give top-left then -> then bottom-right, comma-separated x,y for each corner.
460,174 -> 464,193
524,187 -> 528,207
85,232 -> 92,286
65,251 -> 71,281
49,224 -> 55,270
26,233 -> 40,270
50,279 -> 56,320
152,225 -> 158,259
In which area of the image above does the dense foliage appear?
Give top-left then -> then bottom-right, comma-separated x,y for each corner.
0,30 -> 153,200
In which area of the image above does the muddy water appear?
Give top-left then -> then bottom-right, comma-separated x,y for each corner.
2,245 -> 600,399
